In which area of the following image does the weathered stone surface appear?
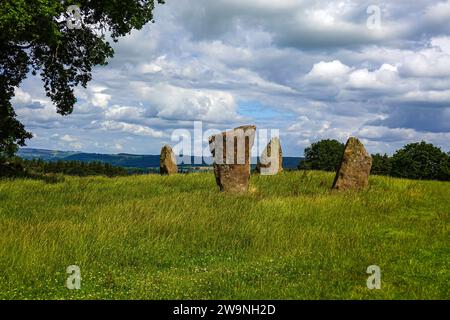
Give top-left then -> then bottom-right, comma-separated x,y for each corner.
160,145 -> 178,175
209,125 -> 256,192
255,137 -> 283,175
332,137 -> 372,190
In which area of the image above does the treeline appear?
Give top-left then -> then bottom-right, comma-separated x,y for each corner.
299,140 -> 450,181
7,158 -> 129,177
2,141 -> 450,181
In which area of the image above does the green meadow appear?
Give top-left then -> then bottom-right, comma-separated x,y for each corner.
0,171 -> 448,299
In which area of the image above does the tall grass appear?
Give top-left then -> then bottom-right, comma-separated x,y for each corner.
0,171 -> 448,299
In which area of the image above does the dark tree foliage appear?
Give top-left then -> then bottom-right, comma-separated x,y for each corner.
0,0 -> 164,159
299,139 -> 449,181
390,141 -> 450,181
371,153 -> 392,176
3,157 -> 128,177
299,139 -> 345,171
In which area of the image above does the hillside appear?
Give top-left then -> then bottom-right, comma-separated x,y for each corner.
0,171 -> 448,299
18,148 -> 162,168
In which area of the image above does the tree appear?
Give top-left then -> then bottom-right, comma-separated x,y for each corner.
371,153 -> 392,176
299,139 -> 345,171
390,141 -> 450,181
0,0 -> 164,159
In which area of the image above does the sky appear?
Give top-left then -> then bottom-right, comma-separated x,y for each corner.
12,0 -> 450,157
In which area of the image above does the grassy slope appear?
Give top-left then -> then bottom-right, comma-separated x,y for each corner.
0,171 -> 448,299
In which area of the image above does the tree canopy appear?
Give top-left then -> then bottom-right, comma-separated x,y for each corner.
390,141 -> 450,181
0,0 -> 164,159
299,139 -> 450,181
371,153 -> 392,176
298,139 -> 344,171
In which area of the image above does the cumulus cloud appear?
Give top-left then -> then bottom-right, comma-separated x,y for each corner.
104,105 -> 145,122
99,121 -> 164,138
175,0 -> 411,48
305,60 -> 352,84
347,64 -> 398,89
12,0 -> 450,155
399,49 -> 450,78
135,83 -> 242,123
12,88 -> 32,106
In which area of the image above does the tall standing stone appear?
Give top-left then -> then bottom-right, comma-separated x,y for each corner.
160,145 -> 178,175
256,137 -> 283,175
332,137 -> 372,190
209,125 -> 256,192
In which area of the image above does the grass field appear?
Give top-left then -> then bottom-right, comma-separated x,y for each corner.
0,171 -> 448,299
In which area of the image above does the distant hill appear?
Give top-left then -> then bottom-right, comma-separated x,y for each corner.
18,148 -> 161,168
17,148 -> 79,161
18,148 -> 303,169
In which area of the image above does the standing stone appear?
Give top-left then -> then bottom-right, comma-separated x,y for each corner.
256,137 -> 283,175
209,125 -> 256,192
332,137 -> 372,190
160,145 -> 178,175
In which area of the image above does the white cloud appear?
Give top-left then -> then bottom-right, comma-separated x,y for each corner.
347,64 -> 398,89
91,91 -> 111,108
136,83 -> 241,122
431,36 -> 450,54
304,60 -> 399,90
424,1 -> 450,24
400,89 -> 450,103
100,120 -> 164,138
357,126 -> 416,142
13,0 -> 450,155
399,49 -> 450,78
105,105 -> 144,122
305,60 -> 352,83
61,134 -> 77,142
12,88 -> 32,105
